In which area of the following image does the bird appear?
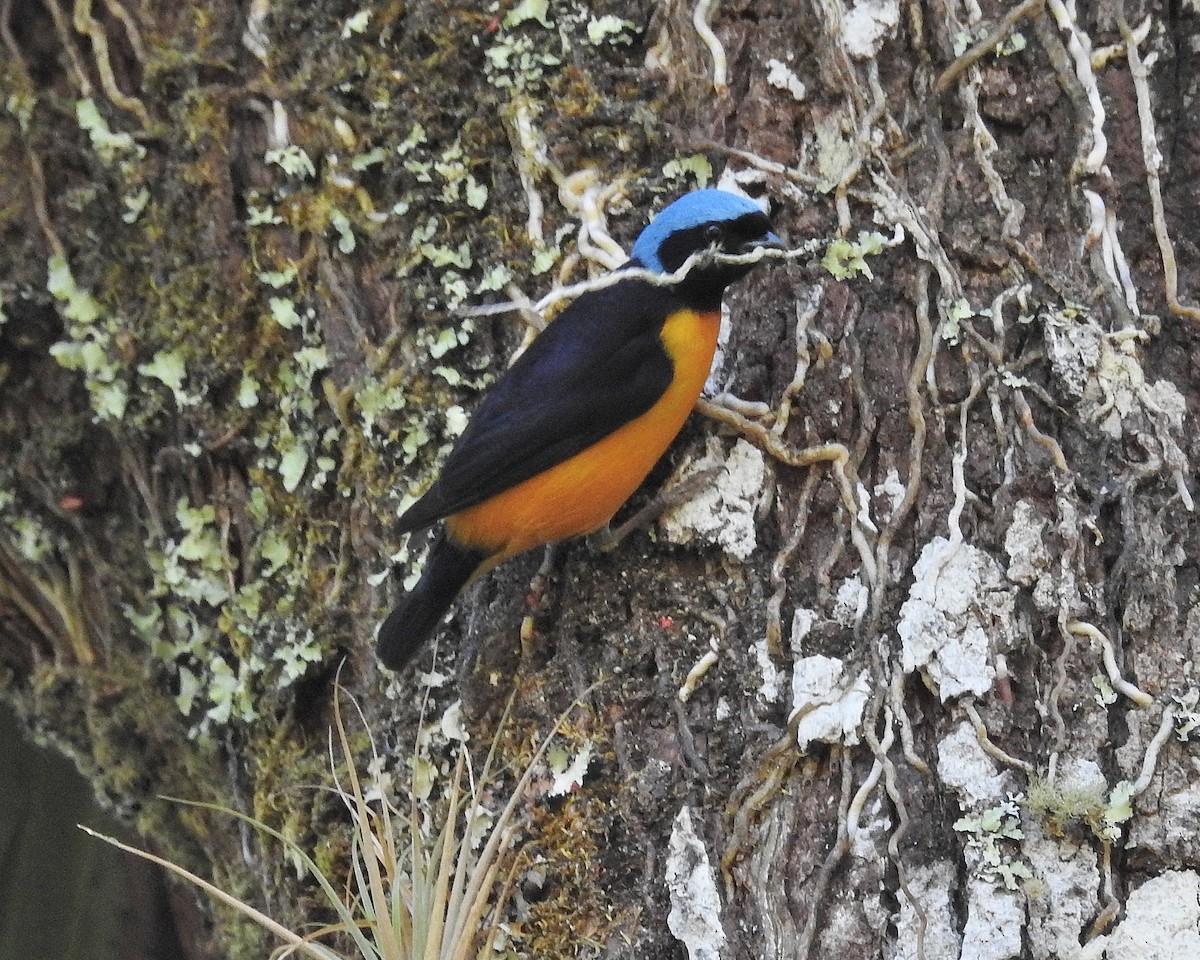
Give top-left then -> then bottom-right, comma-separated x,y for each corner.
377,188 -> 781,670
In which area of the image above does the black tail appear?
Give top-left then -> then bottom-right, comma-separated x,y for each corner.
376,533 -> 490,671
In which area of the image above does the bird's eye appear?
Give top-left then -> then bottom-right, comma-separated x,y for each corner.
704,223 -> 724,243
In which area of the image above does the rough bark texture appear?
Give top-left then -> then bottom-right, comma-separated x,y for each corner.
2,0 -> 1199,958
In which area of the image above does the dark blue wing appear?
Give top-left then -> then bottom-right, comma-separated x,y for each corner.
396,278 -> 679,532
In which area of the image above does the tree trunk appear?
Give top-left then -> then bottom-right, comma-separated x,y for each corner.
2,0 -> 1199,957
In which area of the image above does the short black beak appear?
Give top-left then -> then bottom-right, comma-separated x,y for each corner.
743,231 -> 783,255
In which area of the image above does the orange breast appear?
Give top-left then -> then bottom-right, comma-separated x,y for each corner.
447,307 -> 721,563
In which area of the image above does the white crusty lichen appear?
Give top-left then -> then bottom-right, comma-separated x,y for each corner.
938,722 -> 1016,808
751,631 -> 785,703
960,880 -> 1025,960
894,861 -> 963,960
898,537 -> 1017,700
766,58 -> 806,100
1023,816 -> 1100,960
790,654 -> 870,748
1003,499 -> 1050,587
841,0 -> 901,60
660,438 -> 766,560
1003,498 -> 1081,615
1045,312 -> 1188,440
831,575 -> 869,627
1081,870 -> 1200,960
666,806 -> 726,960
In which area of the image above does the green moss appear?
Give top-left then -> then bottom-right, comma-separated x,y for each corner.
4,0 -> 685,954
1026,775 -> 1134,843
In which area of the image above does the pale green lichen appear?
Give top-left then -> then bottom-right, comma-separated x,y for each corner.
139,348 -> 190,407
351,146 -> 388,171
356,380 -> 407,439
953,27 -> 1027,57
265,144 -> 316,179
341,9 -> 371,38
586,15 -> 635,45
504,0 -> 552,29
484,23 -> 562,92
465,178 -> 489,210
47,254 -> 102,322
263,339 -> 331,492
998,32 -> 1027,55
433,138 -> 480,208
546,739 -> 594,795
530,247 -> 560,275
821,231 -> 888,281
662,155 -> 713,188
237,375 -> 260,408
396,123 -> 427,155
940,297 -> 989,344
311,453 -> 336,488
420,317 -> 475,360
1091,674 -> 1118,707
6,90 -> 35,132
258,265 -> 298,288
403,157 -> 433,183
246,195 -> 284,226
269,296 -> 303,330
814,112 -> 855,192
122,188 -> 151,223
278,435 -> 310,492
202,654 -> 264,726
45,254 -> 129,421
400,418 -> 432,463
257,529 -> 291,576
444,405 -> 468,437
419,240 -> 472,270
329,208 -> 357,253
43,0 -> 639,855
76,97 -> 145,166
174,664 -> 202,715
1,500 -> 57,565
441,274 -> 470,306
274,629 -> 323,684
148,478 -> 341,737
954,793 -> 1032,890
171,500 -> 227,584
475,264 -> 512,292
1103,782 -> 1135,842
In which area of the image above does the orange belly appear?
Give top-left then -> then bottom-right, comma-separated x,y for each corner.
447,307 -> 721,562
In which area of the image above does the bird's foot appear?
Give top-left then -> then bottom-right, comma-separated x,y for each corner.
591,464 -> 722,553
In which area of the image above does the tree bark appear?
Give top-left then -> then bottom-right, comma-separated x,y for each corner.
2,0 -> 1199,957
